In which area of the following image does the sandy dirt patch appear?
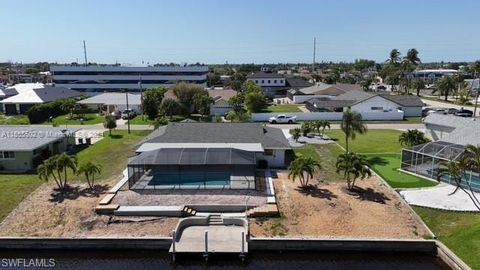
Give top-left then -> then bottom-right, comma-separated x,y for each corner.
249,172 -> 430,239
0,181 -> 177,237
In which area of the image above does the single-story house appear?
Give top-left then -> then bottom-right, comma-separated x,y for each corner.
163,88 -> 238,116
305,90 -> 423,117
0,126 -> 78,172
127,123 -> 290,190
0,85 -> 82,115
401,114 -> 480,191
288,82 -> 362,103
77,92 -> 142,114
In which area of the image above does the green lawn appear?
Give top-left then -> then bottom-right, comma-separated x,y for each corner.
128,115 -> 153,125
72,130 -> 150,182
366,153 -> 438,188
325,129 -> 404,153
0,130 -> 150,222
0,174 -> 42,221
0,114 -> 30,125
414,207 -> 480,269
264,104 -> 302,113
43,113 -> 104,125
293,143 -> 344,182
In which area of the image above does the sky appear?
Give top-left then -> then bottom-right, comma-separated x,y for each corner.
1,0 -> 480,64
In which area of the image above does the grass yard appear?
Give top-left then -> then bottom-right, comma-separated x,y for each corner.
325,129 -> 404,153
414,207 -> 480,269
0,114 -> 30,125
366,153 -> 438,188
43,113 -> 104,125
0,174 -> 42,221
293,143 -> 344,182
264,104 -> 302,113
128,115 -> 153,125
73,130 -> 150,182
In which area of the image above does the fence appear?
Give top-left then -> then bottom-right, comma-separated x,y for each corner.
251,111 -> 404,122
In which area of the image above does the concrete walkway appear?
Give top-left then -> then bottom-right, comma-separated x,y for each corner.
173,225 -> 246,253
399,183 -> 480,212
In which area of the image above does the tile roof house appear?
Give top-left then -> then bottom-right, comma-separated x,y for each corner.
0,126 -> 78,172
128,123 -> 290,190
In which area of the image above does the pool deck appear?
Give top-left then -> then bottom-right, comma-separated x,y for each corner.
399,183 -> 480,211
111,188 -> 268,207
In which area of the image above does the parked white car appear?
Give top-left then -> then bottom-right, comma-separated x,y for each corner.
269,115 -> 297,124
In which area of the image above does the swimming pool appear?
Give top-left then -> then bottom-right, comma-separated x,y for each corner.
148,172 -> 230,186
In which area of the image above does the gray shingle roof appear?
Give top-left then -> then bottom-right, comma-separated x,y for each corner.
380,94 -> 423,107
140,123 -> 290,149
78,92 -> 142,106
424,114 -> 480,146
0,126 -> 78,151
246,71 -> 285,79
306,98 -> 355,108
336,90 -> 374,101
285,78 -> 314,89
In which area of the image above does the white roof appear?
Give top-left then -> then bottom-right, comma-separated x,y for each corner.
425,114 -> 480,146
136,143 -> 264,153
0,86 -> 82,104
0,83 -> 45,98
415,69 -> 458,74
78,92 -> 142,106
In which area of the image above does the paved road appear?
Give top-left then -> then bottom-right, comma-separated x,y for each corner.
422,98 -> 479,117
268,123 -> 424,130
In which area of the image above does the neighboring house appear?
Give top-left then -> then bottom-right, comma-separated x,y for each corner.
77,92 -> 142,114
51,65 -> 208,91
413,69 -> 458,81
128,123 -> 290,190
401,114 -> 480,191
163,88 -> 238,116
207,89 -> 236,116
246,71 -> 313,97
288,82 -> 362,103
305,90 -> 423,117
0,126 -> 78,172
0,85 -> 82,115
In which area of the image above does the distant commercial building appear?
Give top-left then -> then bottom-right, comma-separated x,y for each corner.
50,65 -> 209,91
413,69 -> 458,81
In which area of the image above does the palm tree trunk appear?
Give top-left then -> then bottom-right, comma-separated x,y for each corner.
345,137 -> 349,153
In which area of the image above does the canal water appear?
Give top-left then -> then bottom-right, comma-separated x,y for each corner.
0,250 -> 450,269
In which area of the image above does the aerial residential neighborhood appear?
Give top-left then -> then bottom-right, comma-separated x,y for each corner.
1,1 -> 480,269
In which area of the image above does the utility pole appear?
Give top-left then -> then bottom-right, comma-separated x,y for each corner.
125,91 -> 131,134
312,37 -> 316,74
83,40 -> 88,66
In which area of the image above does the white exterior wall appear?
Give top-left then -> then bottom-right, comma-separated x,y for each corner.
350,96 -> 400,113
256,149 -> 286,168
251,111 -> 404,121
209,104 -> 232,116
247,78 -> 285,87
402,106 -> 422,117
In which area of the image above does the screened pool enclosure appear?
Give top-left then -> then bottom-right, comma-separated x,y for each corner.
127,147 -> 258,190
401,141 -> 480,192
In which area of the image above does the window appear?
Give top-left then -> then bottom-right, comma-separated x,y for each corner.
371,107 -> 383,111
0,151 -> 15,159
261,80 -> 265,84
255,80 -> 258,84
268,80 -> 271,83
280,80 -> 284,84
264,149 -> 274,156
274,80 -> 277,83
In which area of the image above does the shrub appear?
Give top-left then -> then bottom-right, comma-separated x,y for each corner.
26,98 -> 71,124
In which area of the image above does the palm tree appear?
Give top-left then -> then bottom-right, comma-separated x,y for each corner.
292,128 -> 301,142
77,162 -> 102,190
404,48 -> 421,66
412,78 -> 425,97
54,153 -> 78,188
336,152 -> 372,190
301,122 -> 312,136
37,157 -> 62,189
320,120 -> 331,138
434,76 -> 456,102
103,115 -> 117,136
460,145 -> 480,205
399,129 -> 429,147
437,158 -> 480,210
288,156 -> 322,186
312,120 -> 322,135
340,109 -> 367,153
386,49 -> 401,64
60,99 -> 76,119
152,116 -> 169,129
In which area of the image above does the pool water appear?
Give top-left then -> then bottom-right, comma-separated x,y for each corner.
148,172 -> 230,186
